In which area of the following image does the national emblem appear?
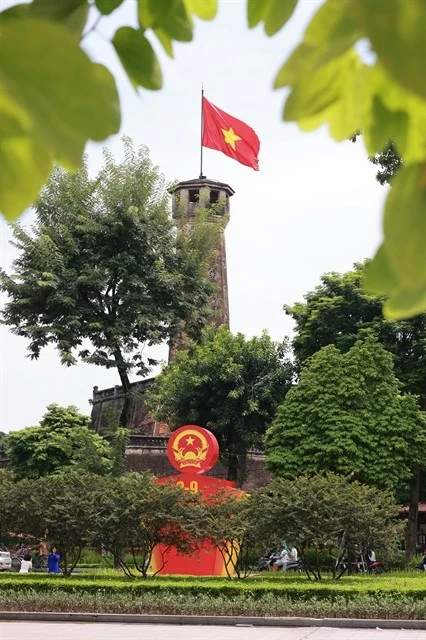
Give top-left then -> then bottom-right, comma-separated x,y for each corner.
167,425 -> 219,475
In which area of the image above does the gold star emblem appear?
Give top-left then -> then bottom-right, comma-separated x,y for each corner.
221,127 -> 242,150
185,436 -> 195,445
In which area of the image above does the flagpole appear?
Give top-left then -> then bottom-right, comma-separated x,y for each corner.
199,84 -> 205,178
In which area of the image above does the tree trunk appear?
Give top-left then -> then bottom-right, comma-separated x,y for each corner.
114,349 -> 132,428
226,453 -> 247,488
405,465 -> 420,563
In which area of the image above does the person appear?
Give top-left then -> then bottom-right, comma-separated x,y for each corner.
19,553 -> 32,573
365,547 -> 376,566
47,547 -> 60,574
15,543 -> 27,557
415,550 -> 426,571
34,540 -> 48,569
275,544 -> 298,571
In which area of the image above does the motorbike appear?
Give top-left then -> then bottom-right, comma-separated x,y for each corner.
338,556 -> 386,575
257,550 -> 303,573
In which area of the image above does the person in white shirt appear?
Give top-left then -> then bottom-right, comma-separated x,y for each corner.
19,553 -> 32,573
275,544 -> 298,570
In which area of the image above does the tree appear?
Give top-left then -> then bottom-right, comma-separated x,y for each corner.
93,473 -> 201,578
370,140 -> 403,186
6,404 -> 112,479
1,139 -> 218,427
285,262 -> 426,559
265,339 -> 426,495
286,262 -> 426,404
197,489 -> 270,580
255,474 -> 403,581
3,1 -> 425,321
147,326 -> 294,486
21,472 -> 101,575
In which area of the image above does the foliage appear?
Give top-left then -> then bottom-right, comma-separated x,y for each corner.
2,1 -> 425,319
264,0 -> 426,318
18,471 -> 102,575
265,339 -> 426,494
1,139 -> 218,425
1,573 -> 425,604
6,404 -> 112,480
0,0 -> 217,220
254,473 -> 403,581
90,473 -> 202,578
147,325 -> 293,484
1,582 -> 425,618
370,140 -> 403,186
196,489 -> 270,579
0,470 -> 20,543
285,262 -> 426,405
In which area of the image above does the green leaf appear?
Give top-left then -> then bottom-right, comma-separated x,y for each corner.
274,0 -> 361,88
284,50 -> 357,123
138,0 -> 193,42
383,163 -> 426,291
364,64 -> 426,165
154,29 -> 174,58
0,94 -> 52,220
95,0 -> 123,15
384,286 -> 426,320
0,4 -> 29,20
364,245 -> 398,295
112,27 -> 163,90
366,164 -> 426,319
0,18 -> 120,219
353,0 -> 426,99
183,0 -> 217,20
30,0 -> 89,37
247,0 -> 297,36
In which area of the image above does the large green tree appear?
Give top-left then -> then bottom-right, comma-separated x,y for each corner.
6,404 -> 112,479
1,139 -> 217,426
285,262 -> 426,558
286,262 -> 426,405
266,339 -> 426,494
147,326 -> 294,486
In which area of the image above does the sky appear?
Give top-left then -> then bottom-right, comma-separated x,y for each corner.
0,0 -> 388,432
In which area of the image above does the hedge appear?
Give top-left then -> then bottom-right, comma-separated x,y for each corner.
0,574 -> 425,602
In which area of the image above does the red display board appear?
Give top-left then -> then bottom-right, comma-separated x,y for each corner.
152,425 -> 241,576
152,473 -> 239,576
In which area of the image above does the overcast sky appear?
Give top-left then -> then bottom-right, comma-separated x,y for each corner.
0,0 -> 387,432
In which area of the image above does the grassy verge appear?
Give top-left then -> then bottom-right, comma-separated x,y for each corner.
0,573 -> 424,620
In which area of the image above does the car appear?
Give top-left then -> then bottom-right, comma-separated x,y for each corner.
0,551 -> 12,571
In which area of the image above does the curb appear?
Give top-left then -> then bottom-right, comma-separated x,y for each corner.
0,612 -> 425,629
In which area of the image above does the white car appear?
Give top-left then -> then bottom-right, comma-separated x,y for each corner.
0,551 -> 12,571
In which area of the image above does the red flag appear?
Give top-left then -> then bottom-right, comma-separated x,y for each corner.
202,97 -> 260,170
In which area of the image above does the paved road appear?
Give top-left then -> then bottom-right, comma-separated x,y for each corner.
0,622 -> 425,640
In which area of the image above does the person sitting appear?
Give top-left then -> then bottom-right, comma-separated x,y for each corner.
275,544 -> 298,570
19,553 -> 32,573
415,550 -> 426,571
365,547 -> 376,566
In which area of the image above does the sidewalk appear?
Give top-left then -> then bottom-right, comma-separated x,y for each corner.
0,611 -> 425,630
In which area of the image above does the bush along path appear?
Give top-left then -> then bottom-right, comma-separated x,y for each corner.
0,574 -> 424,620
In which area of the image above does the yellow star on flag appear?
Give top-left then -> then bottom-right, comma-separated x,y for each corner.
221,127 -> 242,150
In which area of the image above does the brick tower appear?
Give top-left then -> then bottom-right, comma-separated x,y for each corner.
168,177 -> 234,358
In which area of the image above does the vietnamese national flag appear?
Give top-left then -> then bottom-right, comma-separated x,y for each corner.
202,97 -> 260,171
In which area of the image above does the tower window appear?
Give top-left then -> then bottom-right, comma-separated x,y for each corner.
189,189 -> 199,203
210,190 -> 220,204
